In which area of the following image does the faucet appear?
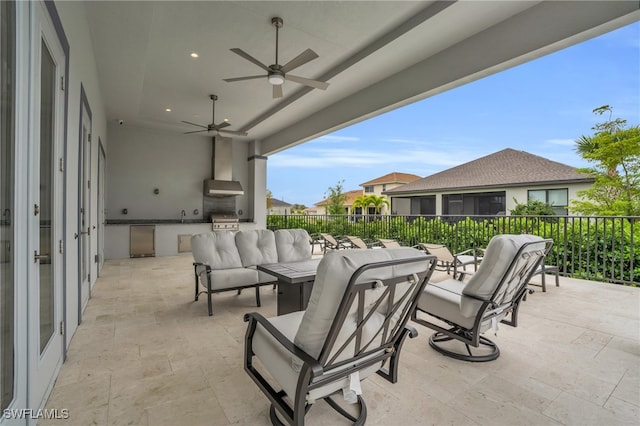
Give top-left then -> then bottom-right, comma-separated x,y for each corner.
180,209 -> 186,223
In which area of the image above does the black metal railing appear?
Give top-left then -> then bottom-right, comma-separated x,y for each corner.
267,214 -> 639,285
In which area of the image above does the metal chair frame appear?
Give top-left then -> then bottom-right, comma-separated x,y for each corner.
412,239 -> 553,362
244,255 -> 437,425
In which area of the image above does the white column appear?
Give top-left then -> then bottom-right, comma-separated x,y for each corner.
248,140 -> 268,229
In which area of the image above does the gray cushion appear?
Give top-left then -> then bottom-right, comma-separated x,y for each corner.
462,234 -> 544,300
418,279 -> 482,330
207,268 -> 259,291
235,229 -> 278,267
191,231 -> 242,269
294,247 -> 429,359
418,234 -> 545,332
275,229 -> 312,262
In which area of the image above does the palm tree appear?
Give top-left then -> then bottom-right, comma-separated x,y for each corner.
351,195 -> 370,215
367,194 -> 390,215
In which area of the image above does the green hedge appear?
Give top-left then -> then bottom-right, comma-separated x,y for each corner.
267,214 -> 639,285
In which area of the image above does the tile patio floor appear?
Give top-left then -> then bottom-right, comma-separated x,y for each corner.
42,254 -> 639,425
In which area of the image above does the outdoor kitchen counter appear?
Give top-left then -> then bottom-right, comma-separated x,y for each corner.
105,221 -> 258,259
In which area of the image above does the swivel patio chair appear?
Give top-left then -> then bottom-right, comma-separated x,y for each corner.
244,247 -> 437,425
416,243 -> 483,280
412,234 -> 553,362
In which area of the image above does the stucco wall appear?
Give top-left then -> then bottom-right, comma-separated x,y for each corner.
105,125 -> 252,222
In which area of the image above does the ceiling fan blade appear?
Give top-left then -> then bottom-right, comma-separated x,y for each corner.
272,84 -> 283,99
223,75 -> 267,83
218,129 -> 249,137
281,48 -> 319,74
214,121 -> 231,130
184,129 -> 209,134
181,120 -> 207,129
286,74 -> 329,90
230,48 -> 270,72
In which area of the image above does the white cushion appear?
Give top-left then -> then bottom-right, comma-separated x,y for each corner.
417,279 -> 482,330
294,247 -> 429,359
275,229 -> 312,262
235,229 -> 278,267
462,234 -> 544,300
191,231 -> 242,269
207,268 -> 259,291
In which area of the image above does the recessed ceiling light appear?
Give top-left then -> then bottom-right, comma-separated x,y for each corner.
190,52 -> 199,58
223,118 -> 229,122
165,108 -> 172,112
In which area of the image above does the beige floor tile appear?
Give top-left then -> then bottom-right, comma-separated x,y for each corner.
43,254 -> 640,426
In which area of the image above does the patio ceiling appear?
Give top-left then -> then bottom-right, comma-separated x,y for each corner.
84,1 -> 640,155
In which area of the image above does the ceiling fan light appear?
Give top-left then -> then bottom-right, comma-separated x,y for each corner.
268,73 -> 285,86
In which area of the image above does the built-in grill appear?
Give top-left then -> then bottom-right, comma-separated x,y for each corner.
211,213 -> 239,231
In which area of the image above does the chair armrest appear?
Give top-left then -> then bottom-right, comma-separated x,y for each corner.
243,312 -> 324,378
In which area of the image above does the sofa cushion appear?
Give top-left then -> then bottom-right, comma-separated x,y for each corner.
235,229 -> 278,267
208,268 -> 260,291
191,231 -> 243,269
275,229 -> 312,262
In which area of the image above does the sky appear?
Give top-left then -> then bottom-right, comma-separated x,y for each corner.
267,21 -> 640,208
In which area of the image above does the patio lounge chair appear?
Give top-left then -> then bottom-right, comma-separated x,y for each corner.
412,234 -> 553,362
378,238 -> 402,248
530,258 -> 560,292
344,235 -> 380,249
244,247 -> 437,425
319,233 -> 349,253
416,243 -> 483,280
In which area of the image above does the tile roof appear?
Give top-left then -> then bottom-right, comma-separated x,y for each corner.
360,172 -> 422,186
270,198 -> 292,207
386,149 -> 593,194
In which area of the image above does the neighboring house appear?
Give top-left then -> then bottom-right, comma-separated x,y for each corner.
359,172 -> 422,214
385,149 -> 594,216
309,172 -> 421,215
267,198 -> 293,215
311,190 -> 363,215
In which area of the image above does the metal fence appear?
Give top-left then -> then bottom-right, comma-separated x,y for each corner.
267,214 -> 639,285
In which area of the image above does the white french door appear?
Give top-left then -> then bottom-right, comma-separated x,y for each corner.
28,1 -> 65,409
79,101 -> 91,313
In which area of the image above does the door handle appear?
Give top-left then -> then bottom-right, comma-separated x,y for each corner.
34,251 -> 50,263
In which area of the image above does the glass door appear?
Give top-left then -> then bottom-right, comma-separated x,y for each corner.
0,0 -> 16,413
79,101 -> 91,312
29,1 -> 65,409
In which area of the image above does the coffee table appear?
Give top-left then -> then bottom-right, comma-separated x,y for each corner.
257,258 -> 321,315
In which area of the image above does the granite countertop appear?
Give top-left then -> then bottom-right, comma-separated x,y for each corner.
106,219 -> 254,225
106,219 -> 209,225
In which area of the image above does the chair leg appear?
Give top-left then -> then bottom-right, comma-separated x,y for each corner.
194,273 -> 199,301
255,287 -> 261,307
541,271 -> 547,292
207,281 -> 213,317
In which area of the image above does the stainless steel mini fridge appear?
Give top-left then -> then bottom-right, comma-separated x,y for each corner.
130,225 -> 155,257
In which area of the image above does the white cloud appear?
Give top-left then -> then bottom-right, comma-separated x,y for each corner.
546,138 -> 575,146
269,147 -> 473,170
314,135 -> 360,142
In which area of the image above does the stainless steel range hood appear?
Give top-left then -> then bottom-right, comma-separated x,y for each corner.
204,136 -> 244,197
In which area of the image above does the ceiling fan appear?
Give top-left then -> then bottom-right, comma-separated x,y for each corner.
181,94 -> 247,136
223,17 -> 329,99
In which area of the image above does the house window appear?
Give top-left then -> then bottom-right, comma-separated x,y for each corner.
382,184 -> 386,191
410,196 -> 435,215
528,189 -> 569,215
364,186 -> 374,193
443,192 -> 505,215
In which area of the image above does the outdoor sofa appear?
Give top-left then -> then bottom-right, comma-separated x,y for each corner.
191,228 -> 312,316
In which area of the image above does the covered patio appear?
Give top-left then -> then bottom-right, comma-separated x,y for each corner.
41,253 -> 639,425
